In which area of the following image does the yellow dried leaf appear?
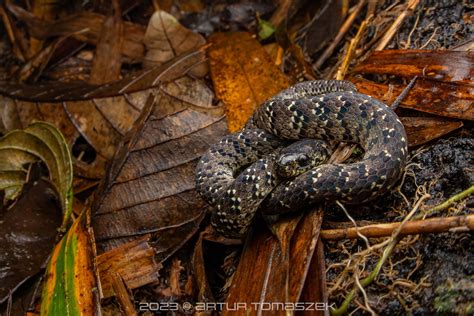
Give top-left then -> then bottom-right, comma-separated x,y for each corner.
208,32 -> 289,132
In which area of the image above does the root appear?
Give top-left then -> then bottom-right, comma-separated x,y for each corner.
329,194 -> 430,315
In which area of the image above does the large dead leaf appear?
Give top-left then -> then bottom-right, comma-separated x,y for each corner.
0,178 -> 62,303
0,50 -> 206,178
224,211 -> 323,315
144,10 -> 208,77
208,32 -> 289,132
400,117 -> 463,147
353,50 -> 474,85
350,77 -> 473,121
92,84 -> 227,262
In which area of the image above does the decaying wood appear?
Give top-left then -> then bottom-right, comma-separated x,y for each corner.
97,236 -> 161,298
111,273 -> 138,316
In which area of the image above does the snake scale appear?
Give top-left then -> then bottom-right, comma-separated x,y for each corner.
195,80 -> 408,238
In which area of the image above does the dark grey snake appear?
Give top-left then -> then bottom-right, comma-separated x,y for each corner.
195,80 -> 408,238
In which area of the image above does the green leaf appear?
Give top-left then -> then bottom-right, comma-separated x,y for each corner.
0,122 -> 73,228
257,16 -> 276,40
0,170 -> 26,200
40,210 -> 98,316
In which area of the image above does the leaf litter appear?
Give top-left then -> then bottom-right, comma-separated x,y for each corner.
0,0 -> 472,315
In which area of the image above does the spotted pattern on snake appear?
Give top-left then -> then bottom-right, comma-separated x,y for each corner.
195,80 -> 408,238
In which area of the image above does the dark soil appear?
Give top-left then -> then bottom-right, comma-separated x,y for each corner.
324,135 -> 473,315
323,0 -> 473,312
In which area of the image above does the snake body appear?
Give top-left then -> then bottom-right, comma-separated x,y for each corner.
195,80 -> 408,238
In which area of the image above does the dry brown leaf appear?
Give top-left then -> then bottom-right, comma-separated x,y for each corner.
6,3 -> 145,60
350,77 -> 473,121
223,211 -> 323,315
0,179 -> 61,303
89,7 -> 123,85
208,32 -> 289,132
400,117 -> 463,147
92,86 -> 227,262
143,10 -> 208,77
353,50 -> 474,85
0,50 -> 206,178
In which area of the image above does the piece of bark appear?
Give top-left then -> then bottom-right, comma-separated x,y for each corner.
97,236 -> 161,298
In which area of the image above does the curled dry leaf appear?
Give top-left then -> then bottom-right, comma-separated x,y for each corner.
144,10 -> 208,77
0,122 -> 73,227
208,32 -> 289,132
0,50 -> 206,178
92,81 -> 227,262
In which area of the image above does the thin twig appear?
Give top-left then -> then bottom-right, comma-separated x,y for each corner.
321,214 -> 474,240
336,17 -> 369,80
390,76 -> 417,110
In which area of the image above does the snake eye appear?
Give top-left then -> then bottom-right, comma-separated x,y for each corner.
297,155 -> 309,166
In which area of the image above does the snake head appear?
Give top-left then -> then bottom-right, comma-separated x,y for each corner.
277,139 -> 331,178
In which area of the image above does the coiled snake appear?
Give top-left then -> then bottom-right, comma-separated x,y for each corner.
195,80 -> 408,238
